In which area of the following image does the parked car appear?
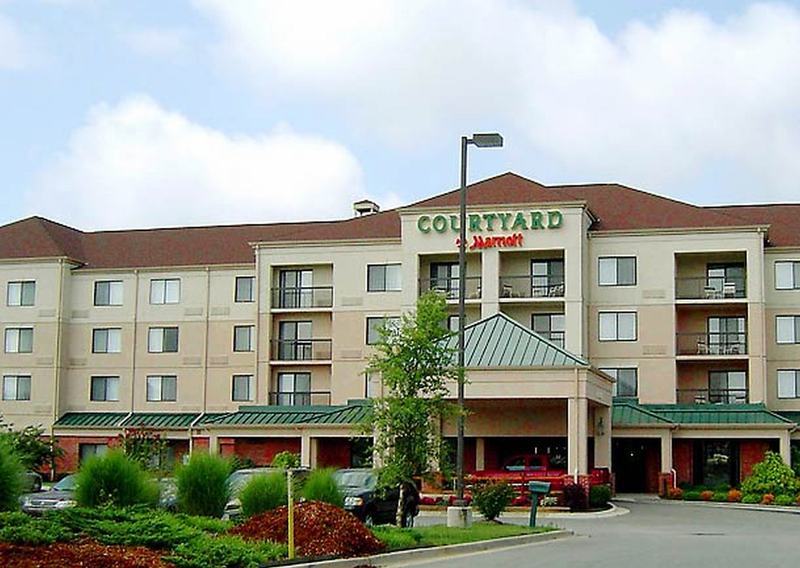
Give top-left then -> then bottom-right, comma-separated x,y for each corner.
20,474 -> 77,515
222,467 -> 308,520
334,468 -> 419,527
22,471 -> 43,493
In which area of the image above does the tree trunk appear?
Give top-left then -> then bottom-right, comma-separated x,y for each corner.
395,483 -> 405,527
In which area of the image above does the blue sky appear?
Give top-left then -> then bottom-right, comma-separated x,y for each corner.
1,0 -> 799,230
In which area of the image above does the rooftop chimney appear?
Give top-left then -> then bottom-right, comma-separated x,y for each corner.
353,199 -> 380,217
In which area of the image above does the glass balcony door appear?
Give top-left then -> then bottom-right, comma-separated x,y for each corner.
531,260 -> 564,297
707,316 -> 745,355
276,372 -> 311,406
279,269 -> 313,308
430,262 -> 459,297
278,321 -> 313,360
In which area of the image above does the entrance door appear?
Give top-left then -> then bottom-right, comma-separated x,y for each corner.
613,438 -> 660,493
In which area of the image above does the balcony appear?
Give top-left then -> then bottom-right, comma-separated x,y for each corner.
499,275 -> 564,299
538,330 -> 564,348
271,339 -> 332,362
271,286 -> 333,309
675,276 -> 746,301
676,332 -> 747,357
269,391 -> 331,406
676,388 -> 749,404
418,277 -> 481,300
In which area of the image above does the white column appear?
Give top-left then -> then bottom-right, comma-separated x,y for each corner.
660,431 -> 673,472
779,431 -> 792,464
593,406 -> 611,469
481,249 -> 500,318
208,434 -> 219,455
475,437 -> 486,471
567,397 -> 589,475
300,434 -> 314,468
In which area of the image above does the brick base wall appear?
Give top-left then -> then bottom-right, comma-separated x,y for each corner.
739,440 -> 771,481
222,438 -> 301,466
55,436 -> 120,474
673,439 -> 693,485
317,438 -> 351,468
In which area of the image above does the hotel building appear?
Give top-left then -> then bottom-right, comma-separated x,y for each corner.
2,172 -> 800,492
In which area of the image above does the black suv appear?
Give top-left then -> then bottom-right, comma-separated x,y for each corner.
334,468 -> 419,527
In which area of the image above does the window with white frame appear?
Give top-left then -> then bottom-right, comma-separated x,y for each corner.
4,327 -> 33,353
776,316 -> 800,344
775,261 -> 800,290
598,257 -> 637,286
90,376 -> 119,401
232,374 -> 253,402
599,312 -> 637,341
364,371 -> 380,398
235,276 -> 255,302
366,316 -> 401,345
531,314 -> 565,348
94,280 -> 123,306
777,370 -> 800,399
275,372 -> 311,405
367,264 -> 402,292
600,368 -> 638,397
148,327 -> 179,352
7,281 -> 35,306
147,375 -> 177,402
2,375 -> 31,400
233,325 -> 254,352
149,278 -> 180,304
92,328 -> 121,353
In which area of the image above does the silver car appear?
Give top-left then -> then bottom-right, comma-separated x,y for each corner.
20,474 -> 78,515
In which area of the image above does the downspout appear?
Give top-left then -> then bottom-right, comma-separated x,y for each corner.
188,412 -> 205,455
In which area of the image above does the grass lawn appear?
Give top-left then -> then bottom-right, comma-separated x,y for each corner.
373,521 -> 554,551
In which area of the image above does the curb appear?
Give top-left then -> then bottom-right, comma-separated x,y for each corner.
288,529 -> 574,567
651,499 -> 800,516
418,502 -> 628,520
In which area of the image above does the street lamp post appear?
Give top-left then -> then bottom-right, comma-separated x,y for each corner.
454,133 -> 503,515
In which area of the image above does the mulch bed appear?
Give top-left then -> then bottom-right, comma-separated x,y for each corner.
0,539 -> 170,568
230,501 -> 385,558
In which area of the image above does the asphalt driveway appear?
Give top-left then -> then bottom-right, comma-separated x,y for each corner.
402,500 -> 798,567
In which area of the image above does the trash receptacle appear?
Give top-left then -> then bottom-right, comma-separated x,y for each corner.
528,481 -> 551,527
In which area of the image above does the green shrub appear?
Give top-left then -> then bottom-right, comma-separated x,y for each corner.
176,452 -> 231,517
589,484 -> 612,508
301,468 -> 344,507
774,494 -> 794,506
741,451 -> 799,497
472,481 -> 515,521
271,451 -> 300,469
562,483 -> 588,512
712,483 -> 730,493
0,511 -> 74,545
711,491 -> 728,502
371,525 -> 423,550
166,534 -> 286,568
240,472 -> 287,517
0,439 -> 24,511
741,493 -> 761,504
75,450 -> 158,508
683,491 -> 702,501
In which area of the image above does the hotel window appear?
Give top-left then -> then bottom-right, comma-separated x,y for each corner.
531,314 -> 565,348
600,368 -> 638,397
278,269 -> 313,308
2,375 -> 31,401
92,328 -> 121,353
599,312 -> 637,341
147,375 -> 177,402
776,316 -> 800,344
94,280 -> 123,306
4,327 -> 33,353
778,370 -> 800,399
232,374 -> 253,402
598,257 -> 636,286
366,316 -> 401,345
365,371 -> 379,398
709,370 -> 747,403
90,376 -> 119,402
531,259 -> 564,296
278,321 -> 312,360
775,261 -> 800,290
149,278 -> 180,304
79,444 -> 107,463
367,264 -> 401,292
275,372 -> 311,406
235,276 -> 255,303
148,327 -> 179,353
233,325 -> 254,352
429,262 -> 459,296
707,263 -> 745,297
7,281 -> 35,306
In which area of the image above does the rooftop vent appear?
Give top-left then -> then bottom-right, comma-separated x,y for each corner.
353,199 -> 380,217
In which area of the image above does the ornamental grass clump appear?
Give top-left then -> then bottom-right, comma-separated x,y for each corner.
176,452 -> 231,517
0,439 -> 24,512
75,450 -> 159,508
301,468 -> 344,508
240,472 -> 287,518
472,481 -> 515,521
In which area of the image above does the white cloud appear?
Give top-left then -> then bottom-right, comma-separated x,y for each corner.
122,27 -> 190,58
193,0 -> 800,203
28,95 -> 372,230
0,12 -> 34,69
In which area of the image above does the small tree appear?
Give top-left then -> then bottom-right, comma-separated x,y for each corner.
365,292 -> 459,525
0,422 -> 63,473
473,481 -> 515,521
118,428 -> 169,474
741,451 -> 799,496
271,451 -> 300,469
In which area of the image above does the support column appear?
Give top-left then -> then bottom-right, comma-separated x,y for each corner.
480,249 -> 500,318
300,434 -> 317,468
475,437 -> 486,471
208,433 -> 220,455
660,431 -> 673,473
567,397 -> 589,475
779,431 -> 791,464
593,406 -> 611,469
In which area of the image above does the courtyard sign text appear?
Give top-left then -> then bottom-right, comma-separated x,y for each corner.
417,210 -> 563,234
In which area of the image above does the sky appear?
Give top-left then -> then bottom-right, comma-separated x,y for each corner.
1,0 -> 800,230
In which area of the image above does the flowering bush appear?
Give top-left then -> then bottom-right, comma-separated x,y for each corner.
761,493 -> 775,505
727,489 -> 742,502
699,490 -> 714,501
473,481 -> 516,521
666,487 -> 683,500
740,452 -> 799,497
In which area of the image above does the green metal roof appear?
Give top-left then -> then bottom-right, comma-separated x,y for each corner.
54,412 -> 128,428
121,413 -> 200,429
612,401 -> 675,427
643,404 -> 794,425
202,401 -> 371,427
777,411 -> 800,424
442,313 -> 588,368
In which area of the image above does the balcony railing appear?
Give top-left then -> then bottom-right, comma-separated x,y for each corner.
499,276 -> 564,299
675,276 -> 746,300
271,286 -> 333,309
271,339 -> 332,361
536,331 -> 564,348
677,388 -> 749,404
269,391 -> 331,406
676,332 -> 747,355
418,277 -> 482,300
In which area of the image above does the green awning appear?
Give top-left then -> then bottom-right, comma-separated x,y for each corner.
643,404 -> 793,426
202,401 -> 370,427
441,313 -> 588,368
121,413 -> 200,429
613,401 -> 675,427
54,412 -> 128,428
